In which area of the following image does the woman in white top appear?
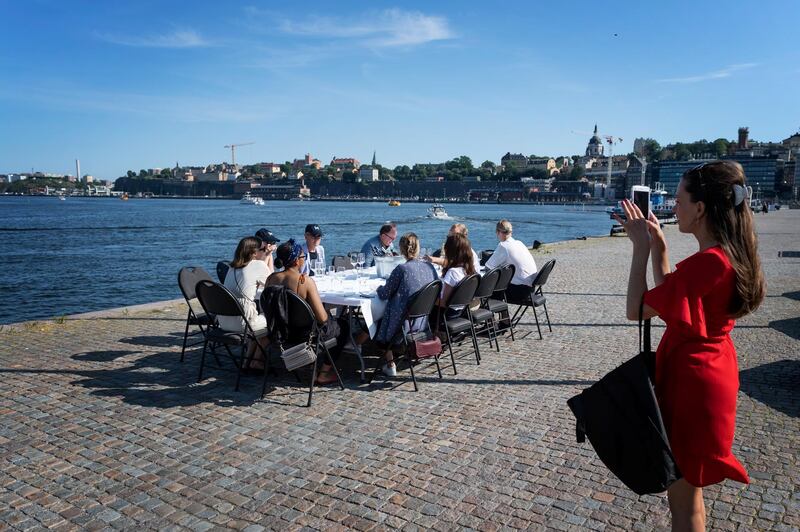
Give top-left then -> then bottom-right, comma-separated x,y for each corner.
437,233 -> 477,319
219,237 -> 270,367
484,219 -> 538,304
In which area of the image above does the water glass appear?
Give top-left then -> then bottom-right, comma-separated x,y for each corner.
327,265 -> 335,277
357,252 -> 365,269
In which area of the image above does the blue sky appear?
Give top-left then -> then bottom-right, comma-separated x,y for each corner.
2,0 -> 798,179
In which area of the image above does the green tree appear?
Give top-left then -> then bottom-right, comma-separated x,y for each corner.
160,168 -> 172,178
673,143 -> 691,161
126,170 -> 136,178
570,164 -> 586,179
480,160 -> 496,172
641,138 -> 662,161
713,138 -> 730,158
139,169 -> 148,178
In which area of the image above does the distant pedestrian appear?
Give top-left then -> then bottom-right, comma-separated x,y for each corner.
299,224 -> 326,276
761,201 -> 768,214
361,222 -> 397,267
613,161 -> 765,531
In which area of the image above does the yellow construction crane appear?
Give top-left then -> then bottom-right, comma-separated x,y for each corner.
223,142 -> 255,166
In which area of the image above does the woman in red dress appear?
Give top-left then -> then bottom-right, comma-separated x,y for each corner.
614,161 -> 765,531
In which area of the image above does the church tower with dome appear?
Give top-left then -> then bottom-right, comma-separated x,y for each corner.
585,124 -> 604,157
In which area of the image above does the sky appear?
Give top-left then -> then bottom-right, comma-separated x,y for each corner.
1,0 -> 798,179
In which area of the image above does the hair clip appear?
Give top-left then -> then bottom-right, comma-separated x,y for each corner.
732,184 -> 748,206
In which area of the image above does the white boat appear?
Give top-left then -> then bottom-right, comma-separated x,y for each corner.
427,203 -> 449,219
240,192 -> 264,206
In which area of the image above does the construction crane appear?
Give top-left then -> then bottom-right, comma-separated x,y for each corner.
223,142 -> 255,166
571,128 -> 623,197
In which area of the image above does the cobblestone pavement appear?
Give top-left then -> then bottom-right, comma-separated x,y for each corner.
1,210 -> 798,531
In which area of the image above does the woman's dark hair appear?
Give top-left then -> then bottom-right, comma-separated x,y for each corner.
682,160 -> 765,318
442,234 -> 476,277
275,239 -> 304,270
230,237 -> 262,269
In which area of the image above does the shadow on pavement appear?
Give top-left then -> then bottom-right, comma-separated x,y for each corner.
739,359 -> 799,418
768,317 -> 800,340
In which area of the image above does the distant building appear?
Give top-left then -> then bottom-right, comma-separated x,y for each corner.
331,157 -> 360,171
528,158 -> 557,175
738,127 -> 749,150
83,175 -> 94,184
500,152 -> 527,170
585,125 -> 604,157
293,153 -> 322,171
462,175 -> 482,183
358,165 -> 379,182
655,159 -> 714,195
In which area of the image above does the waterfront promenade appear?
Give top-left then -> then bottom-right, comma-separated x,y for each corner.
1,211 -> 798,531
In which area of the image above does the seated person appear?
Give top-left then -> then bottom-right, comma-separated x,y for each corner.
484,219 -> 538,304
426,223 -> 481,273
218,236 -> 270,368
374,233 -> 438,377
361,222 -> 397,267
299,223 -> 325,276
267,239 -> 348,384
255,228 -> 280,276
436,233 -> 477,320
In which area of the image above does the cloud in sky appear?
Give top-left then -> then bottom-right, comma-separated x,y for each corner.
96,29 -> 211,48
656,63 -> 758,84
276,8 -> 455,47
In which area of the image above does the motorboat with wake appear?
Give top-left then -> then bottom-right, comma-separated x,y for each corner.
427,203 -> 450,219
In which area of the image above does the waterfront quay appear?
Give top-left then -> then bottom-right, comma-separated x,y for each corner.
1,212 -> 797,531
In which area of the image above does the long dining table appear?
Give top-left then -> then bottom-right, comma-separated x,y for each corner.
312,267 -> 388,382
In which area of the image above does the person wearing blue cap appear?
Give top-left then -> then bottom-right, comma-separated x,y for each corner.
255,228 -> 280,276
299,224 -> 325,276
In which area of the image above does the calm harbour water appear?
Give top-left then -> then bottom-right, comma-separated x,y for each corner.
0,197 -> 611,324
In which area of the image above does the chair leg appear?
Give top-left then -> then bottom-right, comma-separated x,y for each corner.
469,324 -> 481,365
444,326 -> 458,375
532,307 -> 542,340
180,311 -> 192,362
511,304 -> 528,329
489,319 -> 500,351
543,302 -> 552,332
234,344 -> 247,392
324,346 -> 345,390
307,357 -> 319,407
407,355 -> 418,392
197,339 -> 208,382
260,344 -> 272,399
434,353 -> 443,379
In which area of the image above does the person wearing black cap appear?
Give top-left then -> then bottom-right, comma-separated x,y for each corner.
299,224 -> 325,276
255,228 -> 280,276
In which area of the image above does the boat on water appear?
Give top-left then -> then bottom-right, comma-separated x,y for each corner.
388,199 -> 401,207
427,203 -> 449,219
240,192 -> 265,206
120,193 -> 129,201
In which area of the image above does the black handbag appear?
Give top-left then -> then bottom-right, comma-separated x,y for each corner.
567,302 -> 681,495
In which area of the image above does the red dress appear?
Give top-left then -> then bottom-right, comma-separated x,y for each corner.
643,245 -> 749,488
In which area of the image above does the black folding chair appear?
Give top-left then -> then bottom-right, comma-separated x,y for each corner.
470,268 -> 502,352
510,259 -> 556,339
177,266 -> 216,362
370,279 -> 444,390
437,274 -> 480,372
194,280 -> 270,392
216,261 -> 231,283
486,264 -> 516,341
331,255 -> 354,270
277,291 -> 344,407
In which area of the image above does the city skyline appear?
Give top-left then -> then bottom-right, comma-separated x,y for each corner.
1,0 -> 798,178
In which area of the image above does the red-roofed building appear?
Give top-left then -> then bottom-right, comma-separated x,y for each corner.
331,157 -> 361,171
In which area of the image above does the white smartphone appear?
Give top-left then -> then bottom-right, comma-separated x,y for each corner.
631,185 -> 651,217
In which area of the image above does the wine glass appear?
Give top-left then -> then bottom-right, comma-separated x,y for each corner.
357,252 -> 365,270
327,265 -> 335,277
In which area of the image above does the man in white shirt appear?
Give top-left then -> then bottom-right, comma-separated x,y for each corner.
484,219 -> 538,304
299,223 -> 326,276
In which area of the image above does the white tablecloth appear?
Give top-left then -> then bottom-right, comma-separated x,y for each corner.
313,267 -> 388,338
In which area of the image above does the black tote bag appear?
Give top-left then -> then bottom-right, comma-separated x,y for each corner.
567,304 -> 681,495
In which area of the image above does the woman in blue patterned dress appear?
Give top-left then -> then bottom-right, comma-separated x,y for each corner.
374,233 -> 439,377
